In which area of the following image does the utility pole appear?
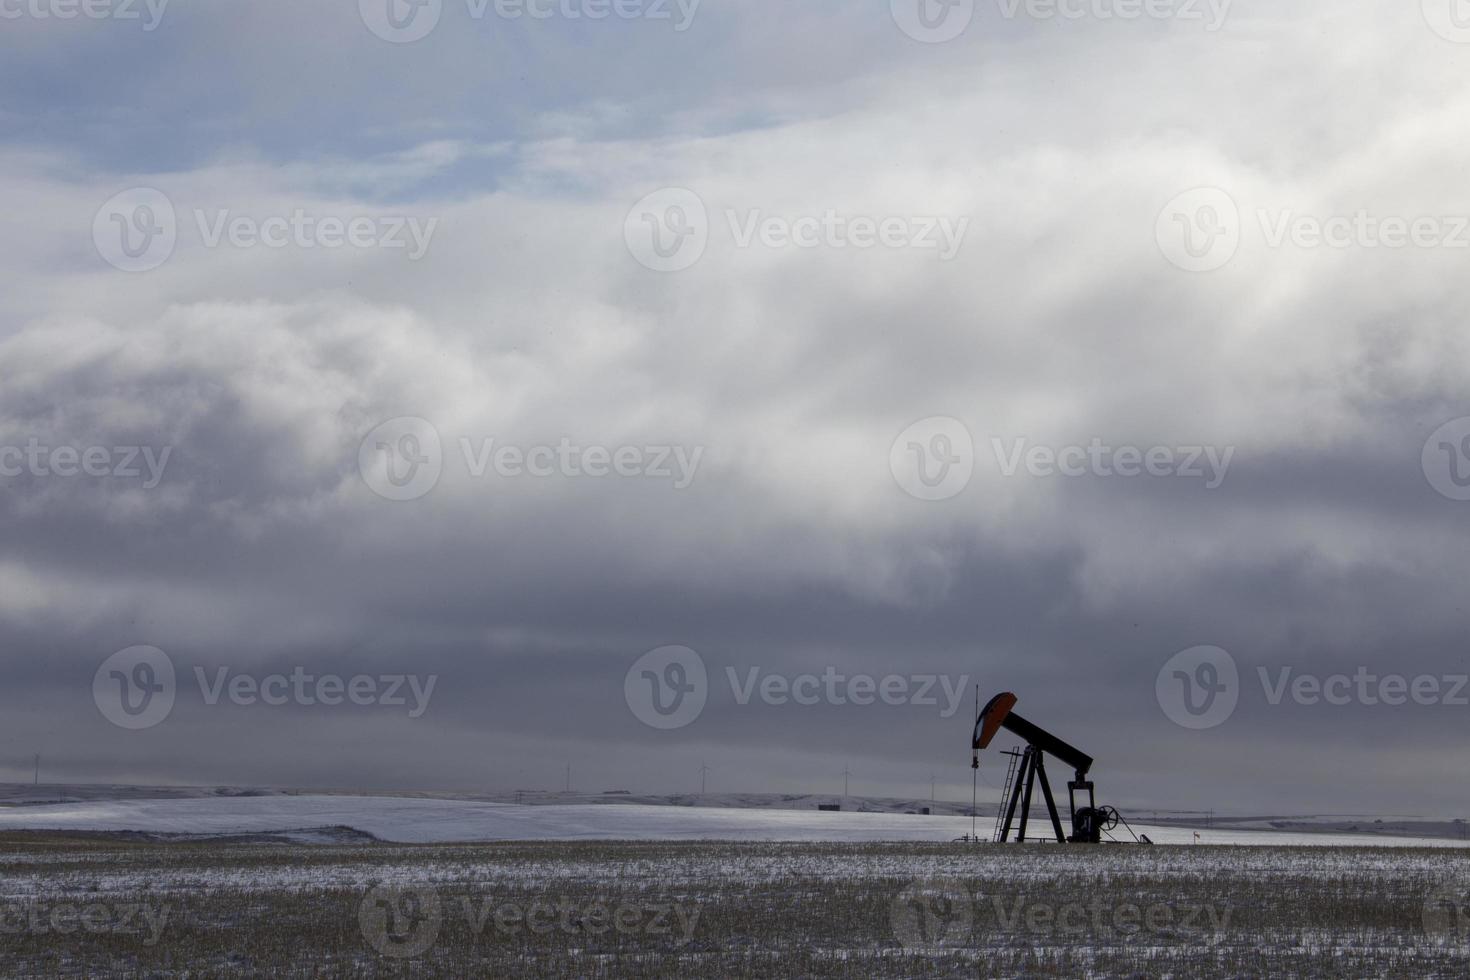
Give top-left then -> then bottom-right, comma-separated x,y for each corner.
565,763 -> 571,793
698,763 -> 709,795
841,766 -> 852,797
33,754 -> 39,786
930,773 -> 936,803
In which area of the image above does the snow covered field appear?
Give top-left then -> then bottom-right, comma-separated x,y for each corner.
0,794 -> 1466,847
2,795 -> 1467,977
2,832 -> 1466,978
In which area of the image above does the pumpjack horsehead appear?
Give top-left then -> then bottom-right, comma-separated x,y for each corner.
971,692 -> 1146,844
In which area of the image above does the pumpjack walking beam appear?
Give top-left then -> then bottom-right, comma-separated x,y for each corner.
972,691 -> 1109,844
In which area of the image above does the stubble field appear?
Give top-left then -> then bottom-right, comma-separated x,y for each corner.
2,834 -> 1468,978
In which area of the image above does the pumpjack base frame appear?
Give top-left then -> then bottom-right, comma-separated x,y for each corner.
994,750 -> 1102,844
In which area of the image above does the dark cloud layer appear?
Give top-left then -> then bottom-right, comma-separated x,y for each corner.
1,0 -> 1468,818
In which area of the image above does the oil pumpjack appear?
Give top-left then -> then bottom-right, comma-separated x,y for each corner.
971,691 -> 1148,844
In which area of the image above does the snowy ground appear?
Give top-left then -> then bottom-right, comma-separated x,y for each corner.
2,834 -> 1467,978
0,794 -> 1466,848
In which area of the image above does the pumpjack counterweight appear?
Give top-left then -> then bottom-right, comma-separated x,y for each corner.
971,691 -> 1127,844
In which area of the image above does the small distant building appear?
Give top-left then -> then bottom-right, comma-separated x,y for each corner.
817,803 -> 841,812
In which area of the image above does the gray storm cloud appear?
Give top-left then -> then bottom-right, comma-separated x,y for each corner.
0,0 -> 1467,816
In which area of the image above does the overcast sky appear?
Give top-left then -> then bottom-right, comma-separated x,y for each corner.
2,0 -> 1469,818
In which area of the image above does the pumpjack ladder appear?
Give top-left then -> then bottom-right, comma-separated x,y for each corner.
992,749 -> 1023,842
